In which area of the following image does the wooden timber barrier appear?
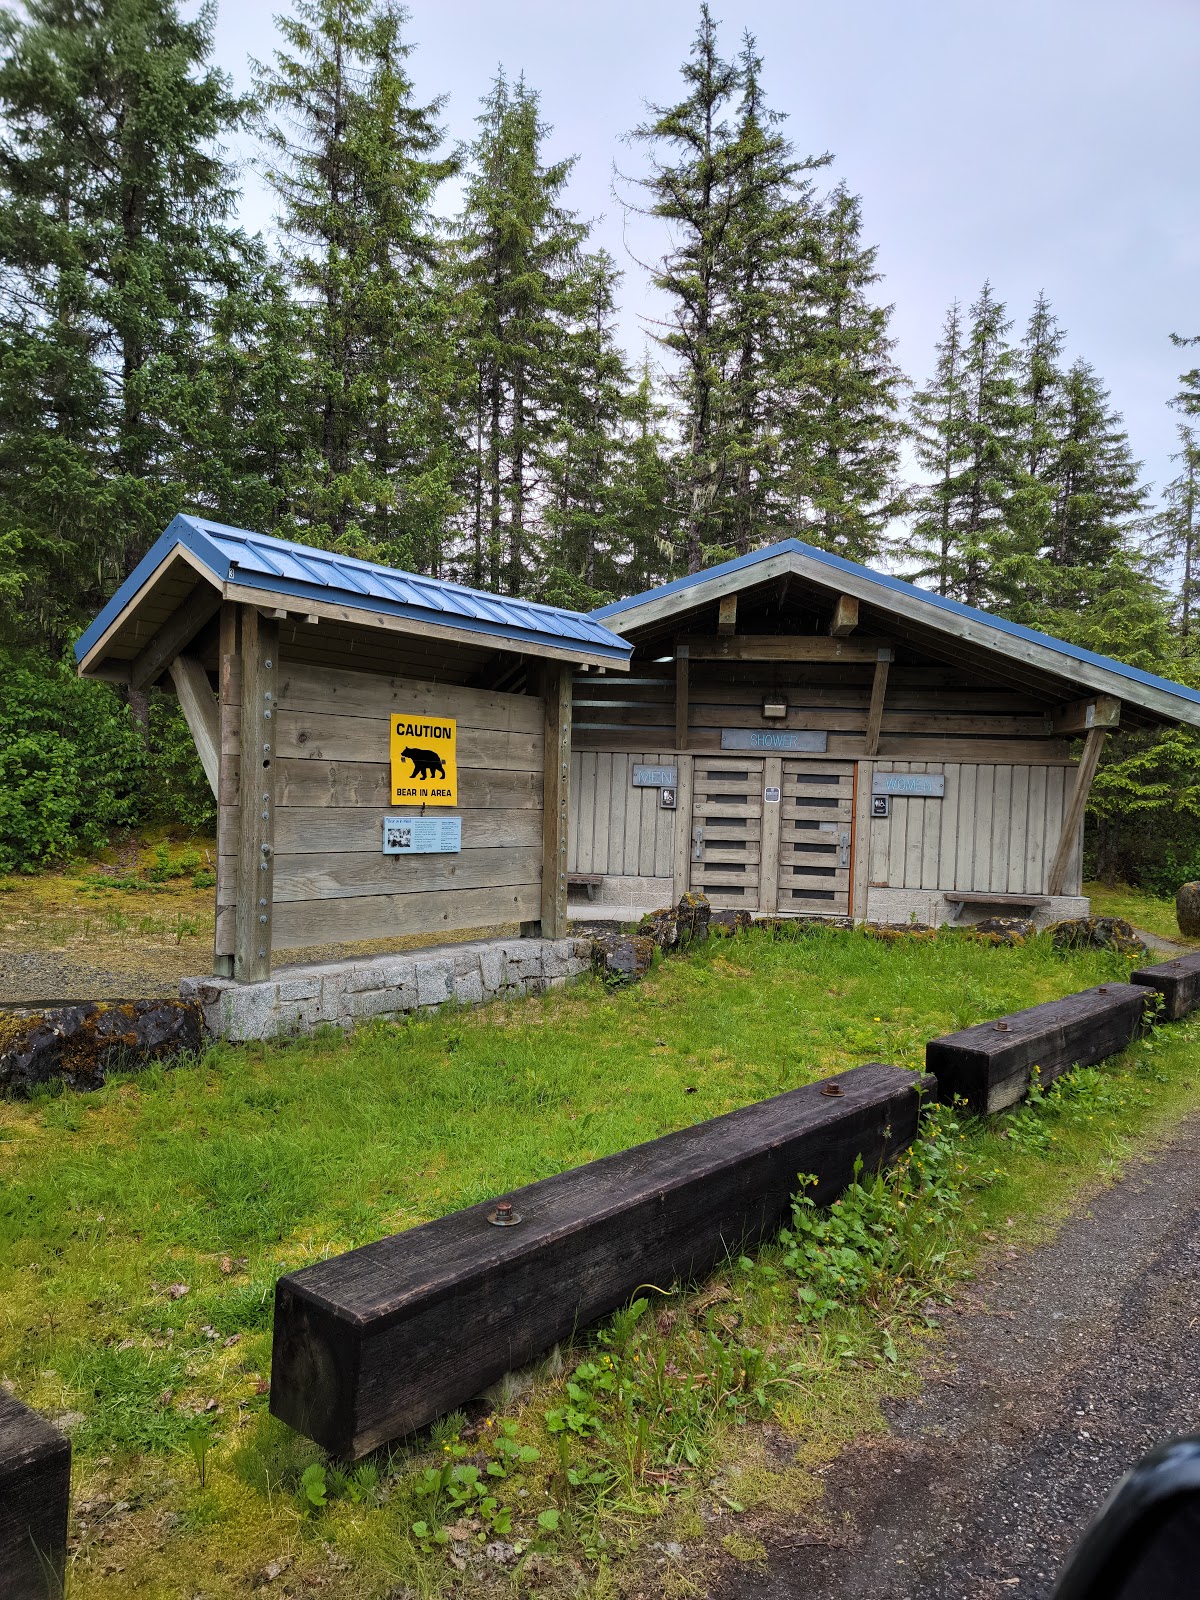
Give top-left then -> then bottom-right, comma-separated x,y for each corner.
0,1390 -> 70,1598
1130,949 -> 1200,1022
270,1063 -> 931,1458
926,983 -> 1153,1116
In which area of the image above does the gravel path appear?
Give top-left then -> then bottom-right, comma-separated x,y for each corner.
711,1115 -> 1200,1600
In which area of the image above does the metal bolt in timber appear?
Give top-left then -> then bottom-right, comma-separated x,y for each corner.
487,1201 -> 522,1227
819,1083 -> 845,1098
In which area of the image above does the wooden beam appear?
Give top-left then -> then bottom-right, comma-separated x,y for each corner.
829,595 -> 859,636
717,594 -> 737,634
128,581 -> 223,690
1051,695 -> 1121,737
539,663 -> 572,940
675,644 -> 689,747
863,648 -> 893,757
234,607 -> 279,983
0,1390 -> 70,1596
168,655 -> 219,798
1130,950 -> 1200,1022
1046,726 -> 1106,895
269,1064 -> 931,1457
214,605 -> 240,974
671,754 -> 695,902
681,635 -> 893,663
759,756 -> 782,912
928,984 -> 1149,1115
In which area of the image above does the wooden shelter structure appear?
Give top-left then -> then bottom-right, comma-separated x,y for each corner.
569,540 -> 1200,926
75,516 -> 631,981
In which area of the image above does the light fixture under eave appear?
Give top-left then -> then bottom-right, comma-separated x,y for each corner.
762,696 -> 788,720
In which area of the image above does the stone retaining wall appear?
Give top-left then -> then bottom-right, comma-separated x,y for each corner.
182,936 -> 594,1042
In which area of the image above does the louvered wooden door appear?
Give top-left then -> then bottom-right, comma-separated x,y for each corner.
688,758 -> 765,910
777,761 -> 854,914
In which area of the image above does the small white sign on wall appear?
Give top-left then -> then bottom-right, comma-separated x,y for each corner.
382,815 -> 462,854
872,773 -> 945,798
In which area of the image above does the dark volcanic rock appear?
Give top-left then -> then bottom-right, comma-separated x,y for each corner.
1176,881 -> 1200,938
0,998 -> 203,1096
590,934 -> 655,985
1049,915 -> 1148,958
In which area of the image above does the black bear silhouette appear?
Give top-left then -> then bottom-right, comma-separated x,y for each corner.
401,746 -> 447,780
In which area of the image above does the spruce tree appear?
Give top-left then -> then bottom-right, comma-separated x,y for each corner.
256,0 -> 457,571
450,72 -> 592,594
1152,425 -> 1200,650
0,0 -> 250,648
906,301 -> 971,596
774,183 -> 905,561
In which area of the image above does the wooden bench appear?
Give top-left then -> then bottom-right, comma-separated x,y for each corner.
0,1391 -> 70,1597
943,892 -> 1051,922
927,984 -> 1151,1114
270,1063 -> 931,1457
567,873 -> 603,901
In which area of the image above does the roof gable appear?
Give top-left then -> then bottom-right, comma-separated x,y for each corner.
594,538 -> 1200,729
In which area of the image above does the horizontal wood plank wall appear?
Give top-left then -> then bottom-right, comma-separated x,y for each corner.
866,760 -> 1080,897
568,751 -> 676,878
254,658 -> 544,951
573,666 -> 1073,765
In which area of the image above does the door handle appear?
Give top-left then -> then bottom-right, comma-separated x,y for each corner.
838,830 -> 850,867
691,825 -> 705,862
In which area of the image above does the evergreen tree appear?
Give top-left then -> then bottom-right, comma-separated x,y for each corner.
0,0 -> 251,649
1004,291 -> 1066,585
449,72 -> 593,595
774,182 -> 905,560
1171,331 -> 1200,420
907,284 -> 1023,606
256,0 -> 458,570
1152,425 -> 1200,650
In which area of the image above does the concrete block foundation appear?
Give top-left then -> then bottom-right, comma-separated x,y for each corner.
182,936 -> 594,1042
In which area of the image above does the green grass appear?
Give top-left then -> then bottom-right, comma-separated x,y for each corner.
3,924 -> 1198,1597
1084,879 -> 1198,945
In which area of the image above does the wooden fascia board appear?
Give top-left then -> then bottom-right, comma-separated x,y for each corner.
777,548 -> 1200,730
223,582 -> 629,672
77,544 -> 216,676
600,551 -> 801,636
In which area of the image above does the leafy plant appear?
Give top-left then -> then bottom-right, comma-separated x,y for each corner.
181,1416 -> 212,1487
300,1461 -> 327,1508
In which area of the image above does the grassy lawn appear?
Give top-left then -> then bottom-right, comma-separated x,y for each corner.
3,924 -> 1198,1597
1084,879 -> 1199,946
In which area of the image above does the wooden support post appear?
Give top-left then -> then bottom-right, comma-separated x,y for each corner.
128,582 -> 222,690
671,753 -> 695,903
830,594 -> 859,636
539,662 -> 572,940
717,594 -> 737,634
1051,694 -> 1121,737
759,756 -> 783,913
214,606 -> 240,977
234,607 -> 278,984
270,1063 -> 931,1457
1046,726 -> 1106,895
863,648 -> 892,757
168,655 -> 219,798
675,644 -> 689,748
0,1390 -> 70,1597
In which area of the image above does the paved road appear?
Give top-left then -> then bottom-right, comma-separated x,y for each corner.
712,1116 -> 1200,1600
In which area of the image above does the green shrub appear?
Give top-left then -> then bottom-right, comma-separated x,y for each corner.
0,649 -> 147,873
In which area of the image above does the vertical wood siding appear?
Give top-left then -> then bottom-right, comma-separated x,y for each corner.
865,760 -> 1079,896
568,751 -> 677,878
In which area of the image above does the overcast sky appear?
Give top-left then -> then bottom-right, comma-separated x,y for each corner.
211,0 -> 1200,502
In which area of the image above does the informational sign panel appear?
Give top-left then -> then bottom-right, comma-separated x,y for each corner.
632,764 -> 677,788
872,772 -> 945,798
390,714 -> 458,806
720,729 -> 828,753
382,815 -> 462,855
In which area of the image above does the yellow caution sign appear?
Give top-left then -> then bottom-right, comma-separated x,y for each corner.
390,714 -> 458,807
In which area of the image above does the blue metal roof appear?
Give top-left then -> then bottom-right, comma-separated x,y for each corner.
593,537 -> 1200,712
76,515 -> 633,665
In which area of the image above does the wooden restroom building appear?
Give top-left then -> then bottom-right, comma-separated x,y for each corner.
569,540 -> 1200,927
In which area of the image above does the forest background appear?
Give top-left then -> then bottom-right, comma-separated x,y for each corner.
1,0 -> 1198,891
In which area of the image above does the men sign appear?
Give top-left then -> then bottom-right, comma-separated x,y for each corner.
390,715 -> 458,806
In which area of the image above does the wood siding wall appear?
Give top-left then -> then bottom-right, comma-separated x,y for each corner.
218,658 -> 544,954
863,760 -> 1081,897
573,665 -> 1073,765
567,751 -> 677,878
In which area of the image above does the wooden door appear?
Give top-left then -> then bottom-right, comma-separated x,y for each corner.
777,761 -> 854,915
689,758 -> 765,910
